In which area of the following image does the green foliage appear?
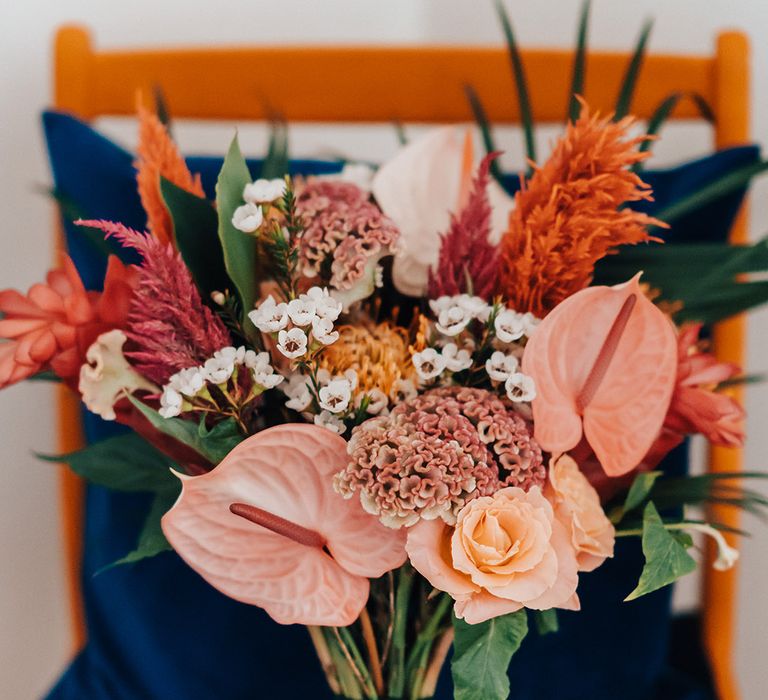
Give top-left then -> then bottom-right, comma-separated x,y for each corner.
451,610 -> 528,700
625,502 -> 697,601
128,396 -> 243,465
614,19 -> 653,120
649,472 -> 768,520
617,470 -> 663,520
108,489 -> 178,568
464,84 -> 504,185
533,609 -> 559,636
37,432 -> 177,494
567,0 -> 591,123
160,177 -> 231,300
494,0 -> 536,169
261,118 -> 289,179
263,181 -> 302,299
595,237 -> 768,324
634,92 -> 715,169
153,84 -> 173,132
216,135 -> 259,328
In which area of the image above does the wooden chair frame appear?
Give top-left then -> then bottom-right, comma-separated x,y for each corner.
53,25 -> 750,700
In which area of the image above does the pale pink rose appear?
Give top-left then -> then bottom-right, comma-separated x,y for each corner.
406,486 -> 579,624
547,455 -> 615,572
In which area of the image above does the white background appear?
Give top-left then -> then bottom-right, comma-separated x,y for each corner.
2,1 -> 768,698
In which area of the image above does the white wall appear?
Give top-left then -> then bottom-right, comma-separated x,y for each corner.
1,1 -> 767,698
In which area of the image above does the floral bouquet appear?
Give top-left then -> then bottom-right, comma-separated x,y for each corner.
4,96 -> 768,700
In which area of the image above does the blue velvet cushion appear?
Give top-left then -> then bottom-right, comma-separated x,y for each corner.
42,110 -> 757,700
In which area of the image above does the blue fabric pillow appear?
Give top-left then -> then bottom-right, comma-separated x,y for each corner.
43,110 -> 754,700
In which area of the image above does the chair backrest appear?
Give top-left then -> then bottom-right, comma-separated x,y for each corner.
53,24 -> 750,700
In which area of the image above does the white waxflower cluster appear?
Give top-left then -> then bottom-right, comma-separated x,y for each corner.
413,295 -> 541,404
248,287 -> 343,359
429,294 -> 491,336
159,346 -> 283,418
282,367 -> 400,435
231,178 -> 287,234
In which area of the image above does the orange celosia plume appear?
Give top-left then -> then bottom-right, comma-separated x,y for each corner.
135,105 -> 205,246
499,101 -> 665,317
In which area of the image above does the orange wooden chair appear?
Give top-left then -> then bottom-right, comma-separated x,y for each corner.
53,24 -> 750,700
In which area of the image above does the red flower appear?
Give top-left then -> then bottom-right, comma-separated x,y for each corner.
0,255 -> 136,388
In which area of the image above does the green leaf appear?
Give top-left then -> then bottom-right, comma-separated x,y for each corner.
614,19 -> 653,120
625,502 -> 697,601
160,177 -> 231,300
533,609 -> 559,636
393,120 -> 408,146
108,489 -> 178,568
452,610 -> 528,700
261,119 -> 289,179
464,84 -> 503,184
128,396 -> 242,465
594,238 -> 768,324
216,135 -> 258,325
622,471 -> 662,515
654,160 -> 768,224
567,0 -> 591,123
37,432 -> 176,493
153,84 -> 172,132
494,0 -> 536,169
27,370 -> 62,382
634,91 -> 715,169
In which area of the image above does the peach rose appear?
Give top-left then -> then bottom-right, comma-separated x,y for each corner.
406,486 -> 579,624
547,455 -> 615,572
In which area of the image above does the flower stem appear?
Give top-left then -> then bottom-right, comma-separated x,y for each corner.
387,566 -> 416,698
323,627 -> 362,699
333,626 -> 378,699
308,625 -> 341,695
420,627 -> 455,698
405,593 -> 452,699
359,608 -> 385,696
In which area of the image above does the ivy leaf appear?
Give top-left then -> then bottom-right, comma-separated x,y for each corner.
160,177 -> 230,301
625,502 -> 697,601
128,396 -> 242,465
37,432 -> 176,493
452,610 -> 528,700
216,135 -> 258,325
533,609 -> 559,636
107,489 -> 178,568
622,471 -> 663,516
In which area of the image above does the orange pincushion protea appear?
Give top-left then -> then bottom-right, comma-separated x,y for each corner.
135,105 -> 205,246
499,101 -> 665,317
319,321 -> 416,397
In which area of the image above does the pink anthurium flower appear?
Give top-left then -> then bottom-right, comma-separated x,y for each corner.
162,424 -> 407,626
372,127 -> 513,297
522,275 -> 678,477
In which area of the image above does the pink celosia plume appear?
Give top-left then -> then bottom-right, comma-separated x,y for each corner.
77,220 -> 231,384
428,153 -> 501,300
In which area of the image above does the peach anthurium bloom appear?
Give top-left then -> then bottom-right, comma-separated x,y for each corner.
522,275 -> 678,477
546,455 -> 615,572
372,127 -> 513,297
406,486 -> 579,625
161,424 -> 407,626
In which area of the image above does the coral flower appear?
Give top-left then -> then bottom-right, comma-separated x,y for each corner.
499,102 -> 664,316
406,486 -> 579,625
0,255 -> 135,388
522,275 -> 677,477
161,424 -> 407,626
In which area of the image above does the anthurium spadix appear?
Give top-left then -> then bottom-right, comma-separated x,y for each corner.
372,127 -> 514,297
161,424 -> 407,626
522,275 -> 678,477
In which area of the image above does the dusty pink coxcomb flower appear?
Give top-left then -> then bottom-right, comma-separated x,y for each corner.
335,386 -> 544,528
296,180 -> 399,308
77,220 -> 231,384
